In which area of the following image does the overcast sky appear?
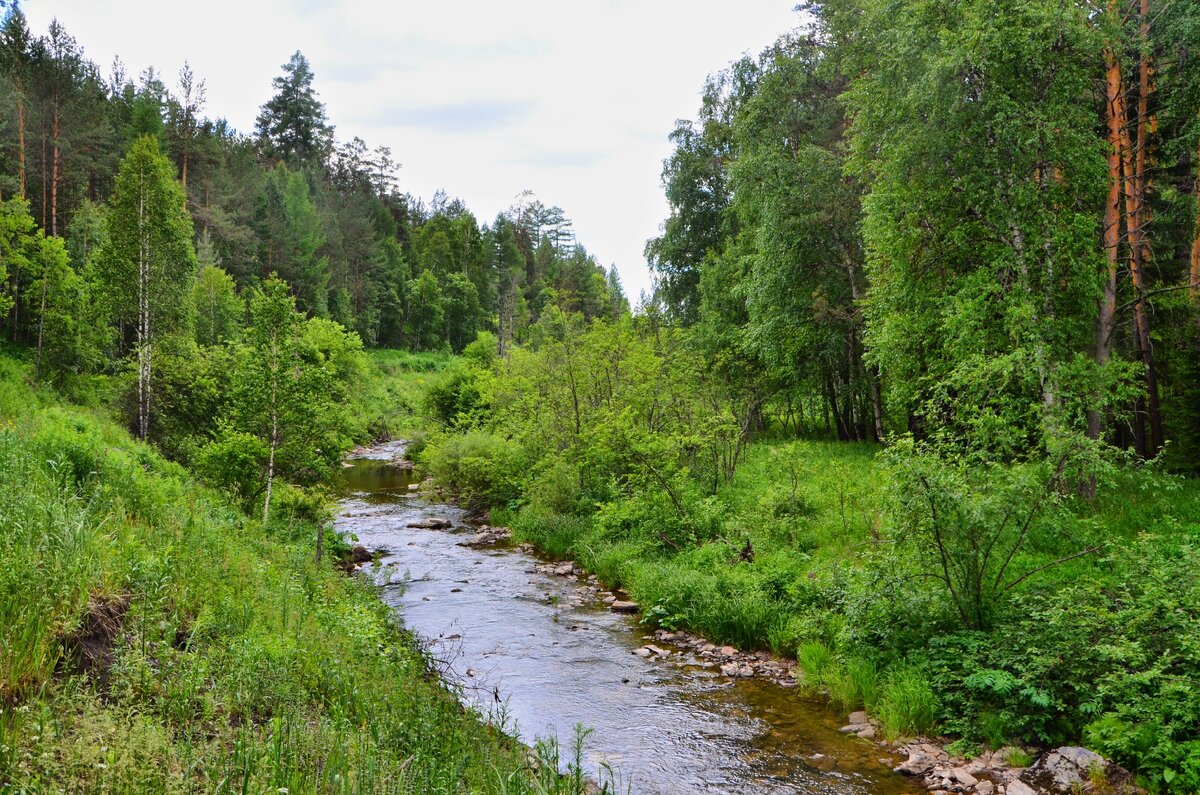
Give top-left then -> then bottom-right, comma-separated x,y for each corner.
25,0 -> 803,302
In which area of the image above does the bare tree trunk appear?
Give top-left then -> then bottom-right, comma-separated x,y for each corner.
1094,48 -> 1123,373
40,130 -> 46,229
34,280 -> 46,381
263,415 -> 277,524
263,327 -> 281,524
1089,49 -> 1123,444
50,104 -> 59,237
1119,115 -> 1163,454
1191,118 -> 1200,321
16,80 -> 25,199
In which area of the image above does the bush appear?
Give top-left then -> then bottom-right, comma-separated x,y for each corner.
424,367 -> 487,430
425,431 -> 522,512
195,427 -> 268,509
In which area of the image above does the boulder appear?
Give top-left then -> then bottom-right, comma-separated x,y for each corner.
1022,746 -> 1130,794
1006,780 -> 1037,795
894,752 -> 937,777
350,544 -> 372,563
610,601 -> 639,613
720,662 -> 753,677
407,516 -> 452,529
951,767 -> 978,787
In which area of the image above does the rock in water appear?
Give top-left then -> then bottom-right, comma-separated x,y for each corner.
610,601 -> 639,613
407,517 -> 452,529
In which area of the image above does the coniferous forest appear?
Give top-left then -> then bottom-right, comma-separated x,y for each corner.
1,2 -> 1200,794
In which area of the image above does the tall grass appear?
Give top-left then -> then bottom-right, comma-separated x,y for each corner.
876,667 -> 938,738
0,354 -> 559,793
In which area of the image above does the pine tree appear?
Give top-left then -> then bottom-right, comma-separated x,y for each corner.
255,51 -> 332,165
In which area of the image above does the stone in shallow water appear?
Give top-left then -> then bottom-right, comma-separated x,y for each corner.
610,601 -> 638,613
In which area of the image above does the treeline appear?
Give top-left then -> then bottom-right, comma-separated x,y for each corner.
647,0 -> 1200,471
0,7 -> 627,365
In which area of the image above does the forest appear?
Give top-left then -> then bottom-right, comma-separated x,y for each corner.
0,0 -> 1198,793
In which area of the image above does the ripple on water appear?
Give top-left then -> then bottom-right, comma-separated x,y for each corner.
338,452 -> 920,795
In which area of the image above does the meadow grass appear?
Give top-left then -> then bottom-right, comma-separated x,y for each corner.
0,353 -> 598,793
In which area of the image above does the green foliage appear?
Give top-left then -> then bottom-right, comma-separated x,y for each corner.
876,667 -> 938,738
0,352 -> 546,793
195,426 -> 268,507
888,440 -> 1095,631
424,363 -> 488,430
425,430 -> 523,512
191,261 -> 242,346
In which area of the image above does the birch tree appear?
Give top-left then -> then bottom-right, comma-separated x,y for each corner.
98,135 -> 196,439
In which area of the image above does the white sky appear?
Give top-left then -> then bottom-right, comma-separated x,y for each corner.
26,0 -> 803,303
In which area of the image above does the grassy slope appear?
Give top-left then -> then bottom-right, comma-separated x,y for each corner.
0,351 -> 560,793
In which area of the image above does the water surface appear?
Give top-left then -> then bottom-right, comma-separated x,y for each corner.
337,444 -> 918,795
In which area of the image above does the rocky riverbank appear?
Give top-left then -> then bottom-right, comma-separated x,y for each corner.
522,551 -> 1142,795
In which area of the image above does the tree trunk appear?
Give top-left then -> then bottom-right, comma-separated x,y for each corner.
1191,119 -> 1200,315
15,80 -> 25,199
1134,0 -> 1164,453
263,419 -> 277,524
50,104 -> 59,237
1095,50 -> 1123,372
1115,62 -> 1162,455
181,118 -> 189,201
34,280 -> 46,381
263,329 -> 281,524
137,174 -> 151,440
1090,50 -> 1123,440
40,130 -> 46,229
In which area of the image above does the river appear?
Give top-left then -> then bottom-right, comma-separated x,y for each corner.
337,442 -> 919,795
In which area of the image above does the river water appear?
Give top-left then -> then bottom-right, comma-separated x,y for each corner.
337,443 -> 919,795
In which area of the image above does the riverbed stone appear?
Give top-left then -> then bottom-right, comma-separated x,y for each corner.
895,752 -> 938,776
1023,746 -> 1122,794
976,781 -> 994,795
719,645 -> 738,657
1005,780 -> 1037,795
610,600 -> 638,613
951,767 -> 978,787
848,710 -> 869,725
407,517 -> 452,529
856,726 -> 876,740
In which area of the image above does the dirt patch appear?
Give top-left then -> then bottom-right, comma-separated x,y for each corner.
60,594 -> 130,689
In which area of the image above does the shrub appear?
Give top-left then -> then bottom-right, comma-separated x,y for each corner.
425,431 -> 522,512
424,367 -> 487,430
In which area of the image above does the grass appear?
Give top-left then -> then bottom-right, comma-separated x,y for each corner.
875,667 -> 938,738
406,354 -> 1200,789
0,353 -> 598,793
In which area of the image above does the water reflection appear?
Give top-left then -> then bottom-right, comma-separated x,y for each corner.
338,448 -> 918,795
